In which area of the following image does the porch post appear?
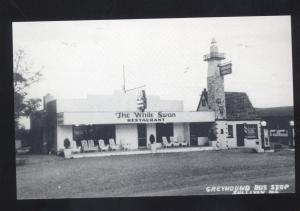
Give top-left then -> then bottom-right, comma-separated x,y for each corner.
187,124 -> 191,146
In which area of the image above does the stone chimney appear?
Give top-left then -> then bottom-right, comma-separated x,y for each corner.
43,93 -> 54,111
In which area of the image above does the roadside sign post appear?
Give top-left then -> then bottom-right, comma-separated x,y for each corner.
260,121 -> 270,150
289,120 -> 295,148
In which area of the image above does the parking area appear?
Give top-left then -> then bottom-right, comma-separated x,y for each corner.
16,149 -> 295,199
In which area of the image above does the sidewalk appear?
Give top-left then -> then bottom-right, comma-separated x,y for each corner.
72,146 -> 217,158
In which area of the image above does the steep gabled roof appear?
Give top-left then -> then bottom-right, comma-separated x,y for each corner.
196,91 -> 260,120
225,92 -> 260,120
196,89 -> 210,111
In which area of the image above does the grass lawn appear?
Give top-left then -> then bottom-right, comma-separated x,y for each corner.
16,149 -> 295,199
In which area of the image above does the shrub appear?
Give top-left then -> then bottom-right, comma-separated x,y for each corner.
64,138 -> 71,149
149,134 -> 155,144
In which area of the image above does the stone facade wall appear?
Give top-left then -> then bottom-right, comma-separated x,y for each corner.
207,75 -> 226,119
215,121 -> 228,149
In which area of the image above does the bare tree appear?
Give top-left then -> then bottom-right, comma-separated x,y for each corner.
14,49 -> 43,128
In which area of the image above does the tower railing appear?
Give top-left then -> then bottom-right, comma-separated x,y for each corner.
203,52 -> 225,61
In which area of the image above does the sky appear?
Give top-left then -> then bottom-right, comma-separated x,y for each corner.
13,16 -> 293,111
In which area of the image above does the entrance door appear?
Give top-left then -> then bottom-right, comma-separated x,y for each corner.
236,124 -> 245,146
138,124 -> 147,148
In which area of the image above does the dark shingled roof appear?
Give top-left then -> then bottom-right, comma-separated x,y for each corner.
255,106 -> 294,118
225,92 -> 260,120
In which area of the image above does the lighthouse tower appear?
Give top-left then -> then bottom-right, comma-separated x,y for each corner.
204,38 -> 227,119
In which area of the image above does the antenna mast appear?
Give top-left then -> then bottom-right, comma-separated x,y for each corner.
122,65 -> 126,93
122,65 -> 146,93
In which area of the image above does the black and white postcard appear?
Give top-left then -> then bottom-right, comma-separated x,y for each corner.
13,16 -> 294,199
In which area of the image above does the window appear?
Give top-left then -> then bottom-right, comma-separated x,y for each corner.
73,125 -> 89,141
156,123 -> 173,143
228,125 -> 233,138
73,125 -> 116,145
246,124 -> 258,139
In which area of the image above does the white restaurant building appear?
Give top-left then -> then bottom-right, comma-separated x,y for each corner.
30,39 -> 263,154
40,91 -> 216,153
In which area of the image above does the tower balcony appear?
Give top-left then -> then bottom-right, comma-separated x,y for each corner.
203,52 -> 225,61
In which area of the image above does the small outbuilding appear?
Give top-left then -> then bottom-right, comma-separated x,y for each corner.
197,38 -> 263,149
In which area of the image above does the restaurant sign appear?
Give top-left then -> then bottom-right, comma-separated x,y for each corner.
115,111 -> 176,123
61,111 -> 215,125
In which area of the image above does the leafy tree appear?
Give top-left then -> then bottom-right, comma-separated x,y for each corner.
14,49 -> 43,128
